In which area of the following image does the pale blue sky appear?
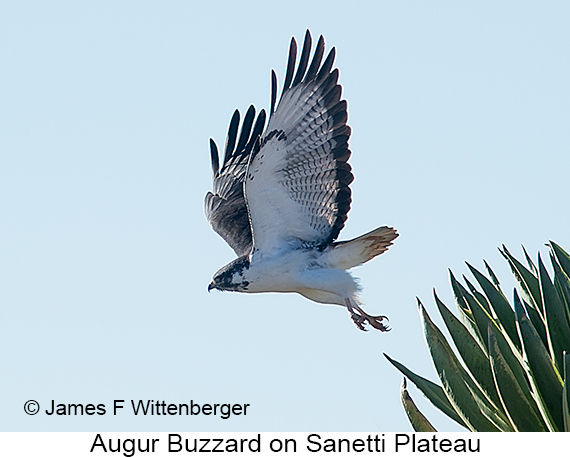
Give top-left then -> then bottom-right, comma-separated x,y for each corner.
1,1 -> 569,432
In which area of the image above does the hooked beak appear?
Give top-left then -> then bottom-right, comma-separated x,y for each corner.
208,281 -> 216,293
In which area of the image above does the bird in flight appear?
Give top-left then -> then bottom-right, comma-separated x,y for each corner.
205,30 -> 398,331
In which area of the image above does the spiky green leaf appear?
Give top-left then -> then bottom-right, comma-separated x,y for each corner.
384,353 -> 468,429
484,260 -> 502,290
467,262 -> 520,350
448,272 -> 481,344
551,255 -> 570,325
400,378 -> 438,432
522,245 -> 538,275
538,254 -> 570,372
514,290 -> 563,431
463,275 -> 493,316
450,271 -> 489,345
563,352 -> 570,432
433,290 -> 501,408
522,297 -> 549,349
488,327 -> 548,431
551,242 -> 570,279
451,271 -> 531,405
501,245 -> 543,315
419,303 -> 504,431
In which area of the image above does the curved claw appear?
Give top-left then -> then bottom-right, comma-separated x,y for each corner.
345,298 -> 391,332
367,315 -> 391,332
350,313 -> 369,332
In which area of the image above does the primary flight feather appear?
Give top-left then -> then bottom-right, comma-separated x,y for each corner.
205,30 -> 398,331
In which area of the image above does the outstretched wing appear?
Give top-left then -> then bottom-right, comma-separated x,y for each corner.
245,31 -> 353,255
205,106 -> 266,256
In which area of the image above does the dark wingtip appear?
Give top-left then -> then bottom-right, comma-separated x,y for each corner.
292,30 -> 312,87
256,108 -> 267,129
209,139 -> 219,176
224,109 -> 240,164
235,105 -> 256,153
282,36 -> 297,96
244,108 -> 267,158
305,34 -> 325,81
270,70 -> 277,114
317,47 -> 336,81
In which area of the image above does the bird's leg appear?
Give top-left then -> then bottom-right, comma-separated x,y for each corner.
345,298 -> 368,331
345,298 -> 390,332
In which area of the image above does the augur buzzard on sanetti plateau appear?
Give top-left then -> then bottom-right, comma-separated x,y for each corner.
205,30 -> 398,331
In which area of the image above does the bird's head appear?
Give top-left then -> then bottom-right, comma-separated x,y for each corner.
208,256 -> 251,292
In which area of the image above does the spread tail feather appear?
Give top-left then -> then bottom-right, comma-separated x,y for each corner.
326,226 -> 398,270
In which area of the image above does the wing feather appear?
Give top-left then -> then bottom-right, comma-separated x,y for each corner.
281,38 -> 297,97
292,30 -> 311,87
305,35 -> 325,81
245,31 -> 353,255
205,106 -> 266,256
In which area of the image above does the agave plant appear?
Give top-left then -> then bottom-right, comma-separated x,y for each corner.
385,241 -> 570,431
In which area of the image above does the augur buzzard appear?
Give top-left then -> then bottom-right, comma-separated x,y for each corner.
205,30 -> 398,331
